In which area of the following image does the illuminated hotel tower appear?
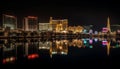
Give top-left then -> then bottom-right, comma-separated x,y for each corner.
107,17 -> 111,33
49,17 -> 68,32
24,16 -> 38,31
3,14 -> 17,30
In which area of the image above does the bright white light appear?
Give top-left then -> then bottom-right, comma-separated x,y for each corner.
60,52 -> 67,55
94,38 -> 98,42
52,52 -> 57,54
62,30 -> 67,33
61,52 -> 65,54
39,46 -> 50,49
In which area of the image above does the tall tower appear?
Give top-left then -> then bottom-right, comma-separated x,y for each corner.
107,17 -> 111,33
3,14 -> 17,30
24,16 -> 38,31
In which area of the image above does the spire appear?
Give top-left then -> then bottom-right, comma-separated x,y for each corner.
107,17 -> 111,33
107,41 -> 110,56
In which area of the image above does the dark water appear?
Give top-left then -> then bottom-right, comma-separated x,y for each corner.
1,38 -> 120,68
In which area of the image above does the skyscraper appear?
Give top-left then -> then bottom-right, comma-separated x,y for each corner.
24,16 -> 38,31
3,14 -> 17,30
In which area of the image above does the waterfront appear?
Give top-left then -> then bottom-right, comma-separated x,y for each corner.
1,35 -> 120,65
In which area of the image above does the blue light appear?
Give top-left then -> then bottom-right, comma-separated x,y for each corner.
83,40 -> 87,44
94,31 -> 98,34
83,29 -> 87,33
94,38 -> 98,42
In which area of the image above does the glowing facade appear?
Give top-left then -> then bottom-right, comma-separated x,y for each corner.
39,23 -> 52,32
39,41 -> 52,49
49,17 -> 68,32
24,16 -> 38,31
68,26 -> 84,33
3,14 -> 17,30
71,39 -> 83,47
50,40 -> 68,57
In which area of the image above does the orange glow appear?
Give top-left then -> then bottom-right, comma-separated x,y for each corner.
10,57 -> 16,61
2,57 -> 16,64
59,46 -> 62,50
107,41 -> 110,56
6,58 -> 9,62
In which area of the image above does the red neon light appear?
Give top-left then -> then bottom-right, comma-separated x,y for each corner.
27,16 -> 37,19
2,59 -> 6,64
28,54 -> 39,59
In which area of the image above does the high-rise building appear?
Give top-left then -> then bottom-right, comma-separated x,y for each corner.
49,17 -> 68,32
24,16 -> 38,31
2,14 -> 17,30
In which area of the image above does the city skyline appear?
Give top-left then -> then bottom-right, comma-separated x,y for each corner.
1,0 -> 120,30
1,0 -> 120,66
1,14 -> 120,32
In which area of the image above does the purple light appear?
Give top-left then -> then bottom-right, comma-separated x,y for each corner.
89,39 -> 93,44
102,40 -> 108,45
102,27 -> 108,33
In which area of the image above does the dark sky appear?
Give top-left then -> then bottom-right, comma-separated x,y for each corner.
1,0 -> 120,30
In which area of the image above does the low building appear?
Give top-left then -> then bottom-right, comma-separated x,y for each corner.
68,26 -> 84,33
38,23 -> 52,32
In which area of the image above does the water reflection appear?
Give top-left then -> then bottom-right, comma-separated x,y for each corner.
50,40 -> 68,57
1,37 -> 120,64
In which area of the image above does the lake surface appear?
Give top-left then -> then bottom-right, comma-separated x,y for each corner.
1,37 -> 120,67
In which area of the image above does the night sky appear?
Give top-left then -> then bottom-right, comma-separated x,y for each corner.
1,0 -> 120,30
